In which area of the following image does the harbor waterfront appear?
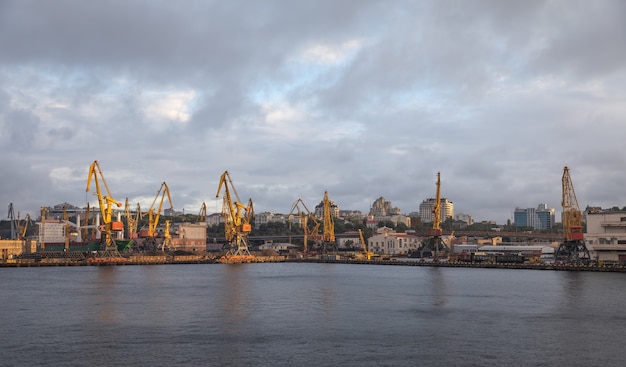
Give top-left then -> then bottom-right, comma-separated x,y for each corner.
2,262 -> 626,367
3,255 -> 626,272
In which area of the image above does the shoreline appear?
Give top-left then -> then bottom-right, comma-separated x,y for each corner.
2,256 -> 625,272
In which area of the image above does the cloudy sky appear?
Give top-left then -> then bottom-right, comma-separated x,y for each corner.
1,0 -> 625,224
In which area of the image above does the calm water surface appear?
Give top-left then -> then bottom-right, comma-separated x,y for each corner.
2,263 -> 626,366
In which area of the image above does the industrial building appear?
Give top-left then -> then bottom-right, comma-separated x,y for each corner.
172,223 -> 207,252
585,210 -> 626,263
368,231 -> 421,255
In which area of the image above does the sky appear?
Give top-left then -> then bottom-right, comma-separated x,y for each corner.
1,0 -> 626,225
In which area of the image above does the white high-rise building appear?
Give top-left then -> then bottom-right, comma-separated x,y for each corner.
419,198 -> 454,223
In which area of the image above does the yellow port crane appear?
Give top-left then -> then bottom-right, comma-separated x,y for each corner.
289,198 -> 320,254
357,228 -> 376,260
86,160 -> 124,256
429,172 -> 443,237
415,172 -> 449,259
216,171 -> 254,258
124,198 -> 141,239
321,191 -> 336,254
197,202 -> 207,223
16,213 -> 31,240
140,182 -> 174,251
555,166 -> 590,264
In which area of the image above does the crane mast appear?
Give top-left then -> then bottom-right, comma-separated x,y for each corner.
86,160 -> 123,256
555,166 -> 590,263
216,171 -> 254,258
428,172 -> 443,236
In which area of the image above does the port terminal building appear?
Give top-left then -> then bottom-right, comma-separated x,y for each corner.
585,209 -> 626,263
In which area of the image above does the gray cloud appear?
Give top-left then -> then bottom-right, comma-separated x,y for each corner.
1,0 -> 625,224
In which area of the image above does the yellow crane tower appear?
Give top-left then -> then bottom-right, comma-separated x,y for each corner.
216,171 -> 254,259
555,166 -> 590,264
86,160 -> 124,257
289,198 -> 320,254
415,172 -> 449,260
140,182 -> 174,252
322,191 -> 336,254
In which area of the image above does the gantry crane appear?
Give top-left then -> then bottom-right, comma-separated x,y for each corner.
321,191 -> 336,254
415,172 -> 449,259
139,182 -> 174,252
216,171 -> 254,258
86,160 -> 124,257
555,166 -> 590,264
289,198 -> 320,254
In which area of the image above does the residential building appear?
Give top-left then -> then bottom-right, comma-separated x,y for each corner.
368,232 -> 421,255
369,197 -> 401,217
514,204 -> 555,230
455,213 -> 473,226
419,198 -> 454,223
314,198 -> 339,219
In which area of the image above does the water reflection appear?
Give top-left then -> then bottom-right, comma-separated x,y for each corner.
94,267 -> 117,324
559,271 -> 585,310
214,264 -> 249,366
429,267 -> 448,307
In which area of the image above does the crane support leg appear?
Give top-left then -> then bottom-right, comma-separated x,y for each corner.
555,240 -> 590,265
416,236 -> 449,260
